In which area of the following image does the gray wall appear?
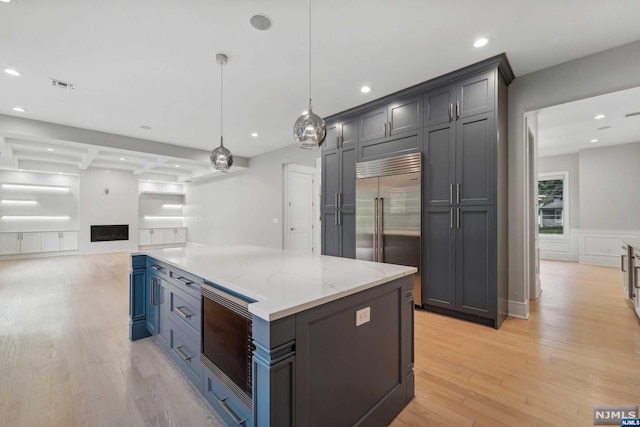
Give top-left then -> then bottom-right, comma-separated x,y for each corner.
186,144 -> 319,249
579,142 -> 640,230
537,153 -> 580,229
508,40 -> 640,305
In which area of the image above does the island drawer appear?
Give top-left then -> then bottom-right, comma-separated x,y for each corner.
203,368 -> 253,427
168,318 -> 203,393
169,284 -> 201,335
147,258 -> 203,299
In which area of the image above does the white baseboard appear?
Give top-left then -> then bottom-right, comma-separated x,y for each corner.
508,299 -> 529,319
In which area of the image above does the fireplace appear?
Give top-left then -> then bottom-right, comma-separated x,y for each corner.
91,224 -> 129,242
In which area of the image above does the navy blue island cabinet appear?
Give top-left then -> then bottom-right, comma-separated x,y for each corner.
129,247 -> 416,427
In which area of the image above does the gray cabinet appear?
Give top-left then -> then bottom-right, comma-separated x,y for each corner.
321,55 -> 513,327
322,118 -> 357,258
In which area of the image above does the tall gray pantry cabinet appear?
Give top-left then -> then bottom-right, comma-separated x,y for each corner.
321,54 -> 513,328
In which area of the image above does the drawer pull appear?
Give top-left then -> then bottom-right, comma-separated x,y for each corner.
219,398 -> 246,426
175,306 -> 192,319
175,346 -> 192,361
174,276 -> 194,286
151,264 -> 164,271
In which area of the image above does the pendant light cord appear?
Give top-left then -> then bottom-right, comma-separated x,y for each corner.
220,58 -> 224,146
308,0 -> 312,108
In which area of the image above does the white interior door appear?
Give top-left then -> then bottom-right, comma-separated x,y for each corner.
285,164 -> 316,253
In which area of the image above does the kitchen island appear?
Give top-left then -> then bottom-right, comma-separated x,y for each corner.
129,245 -> 416,427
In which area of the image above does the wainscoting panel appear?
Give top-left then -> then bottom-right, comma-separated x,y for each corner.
577,229 -> 640,267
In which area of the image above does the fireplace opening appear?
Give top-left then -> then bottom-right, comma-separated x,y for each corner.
91,224 -> 129,242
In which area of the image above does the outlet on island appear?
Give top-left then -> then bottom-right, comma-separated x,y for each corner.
355,306 -> 371,326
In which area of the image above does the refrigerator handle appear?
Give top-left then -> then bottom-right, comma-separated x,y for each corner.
379,198 -> 384,263
373,198 -> 379,262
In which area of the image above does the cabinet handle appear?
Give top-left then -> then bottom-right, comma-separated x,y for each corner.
622,255 -> 627,272
340,135 -> 344,146
175,306 -> 192,319
456,208 -> 461,229
337,192 -> 342,208
175,346 -> 192,361
448,103 -> 453,121
449,184 -> 454,204
456,101 -> 460,119
218,397 -> 246,426
174,276 -> 193,286
334,193 -> 338,207
635,266 -> 640,288
335,135 -> 340,148
449,208 -> 454,229
456,183 -> 461,204
388,121 -> 392,136
337,211 -> 342,226
334,211 -> 338,226
383,122 -> 387,137
150,278 -> 156,305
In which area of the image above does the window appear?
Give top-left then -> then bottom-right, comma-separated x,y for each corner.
538,172 -> 569,236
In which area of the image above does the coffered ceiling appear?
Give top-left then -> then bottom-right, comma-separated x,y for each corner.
2,0 -> 640,160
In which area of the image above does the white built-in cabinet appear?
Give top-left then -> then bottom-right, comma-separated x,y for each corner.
0,231 -> 78,256
139,227 -> 187,247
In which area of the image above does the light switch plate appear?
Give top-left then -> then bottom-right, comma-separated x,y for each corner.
355,307 -> 371,326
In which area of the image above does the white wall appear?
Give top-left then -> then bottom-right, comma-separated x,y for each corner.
79,168 -> 139,253
508,39 -> 640,311
579,142 -> 640,230
186,144 -> 319,249
0,169 -> 79,232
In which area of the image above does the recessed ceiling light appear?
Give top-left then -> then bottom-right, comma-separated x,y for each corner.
251,132 -> 258,137
594,114 -> 605,120
0,0 -> 14,4
13,107 -> 26,112
590,139 -> 599,143
473,38 -> 489,48
361,86 -> 371,93
175,164 -> 180,168
250,14 -> 272,31
120,157 -> 126,161
140,125 -> 152,130
47,148 -> 54,152
4,68 -> 20,76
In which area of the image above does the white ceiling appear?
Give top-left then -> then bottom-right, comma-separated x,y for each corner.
2,0 -> 640,158
538,86 -> 640,157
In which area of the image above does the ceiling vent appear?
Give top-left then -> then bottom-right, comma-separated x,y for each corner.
597,126 -> 612,130
624,111 -> 640,118
50,78 -> 75,90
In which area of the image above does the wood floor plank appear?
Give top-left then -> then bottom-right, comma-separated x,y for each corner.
1,254 -> 639,426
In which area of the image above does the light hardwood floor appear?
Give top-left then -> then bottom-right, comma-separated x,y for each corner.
1,255 -> 638,426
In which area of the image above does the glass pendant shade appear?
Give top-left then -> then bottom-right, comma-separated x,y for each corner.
210,137 -> 233,171
293,105 -> 326,149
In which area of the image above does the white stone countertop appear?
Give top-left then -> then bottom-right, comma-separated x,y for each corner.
135,245 -> 416,321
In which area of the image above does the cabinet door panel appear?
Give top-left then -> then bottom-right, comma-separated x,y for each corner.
455,113 -> 495,205
339,116 -> 358,148
455,206 -> 495,318
151,228 -> 164,245
42,232 -> 61,252
456,71 -> 495,119
322,211 -> 339,256
424,123 -> 455,206
0,233 -> 20,255
424,85 -> 455,127
139,229 -> 152,246
322,121 -> 340,151
423,208 -> 455,309
340,210 -> 355,259
340,146 -> 356,209
389,96 -> 420,136
359,107 -> 387,143
20,232 -> 42,254
359,131 -> 420,162
322,150 -> 340,210
61,231 -> 79,251
175,228 -> 187,243
163,228 -> 176,245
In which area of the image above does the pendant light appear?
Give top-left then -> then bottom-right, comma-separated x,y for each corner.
292,0 -> 326,149
210,53 -> 234,171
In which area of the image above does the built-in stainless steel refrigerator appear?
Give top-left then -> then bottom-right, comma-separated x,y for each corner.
355,153 -> 422,304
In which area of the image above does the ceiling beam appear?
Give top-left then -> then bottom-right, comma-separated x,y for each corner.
79,147 -> 100,170
134,159 -> 167,175
0,114 -> 211,163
